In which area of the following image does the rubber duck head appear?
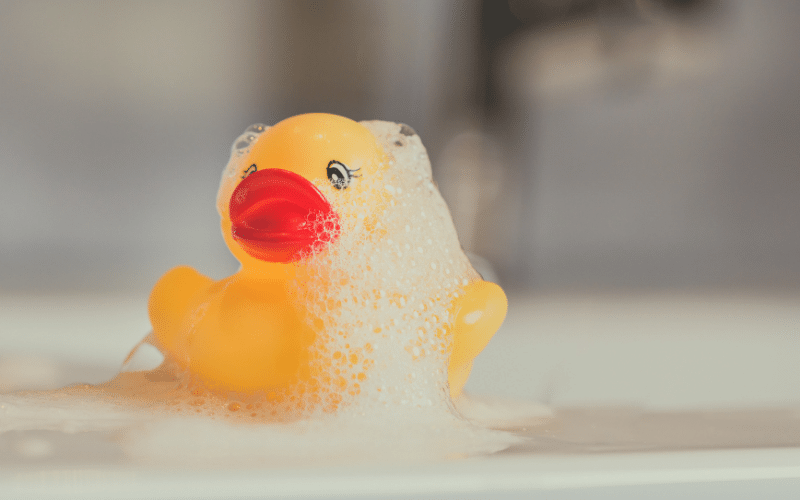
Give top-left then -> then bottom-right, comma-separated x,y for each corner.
217,113 -> 387,277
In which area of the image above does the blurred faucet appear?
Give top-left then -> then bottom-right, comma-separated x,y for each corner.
438,0 -> 741,291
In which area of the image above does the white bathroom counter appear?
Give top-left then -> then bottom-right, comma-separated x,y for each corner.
4,448 -> 800,499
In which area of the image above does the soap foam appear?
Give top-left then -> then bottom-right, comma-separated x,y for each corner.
295,120 -> 480,420
0,121 -> 517,465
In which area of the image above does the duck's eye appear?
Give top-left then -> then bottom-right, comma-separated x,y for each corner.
327,160 -> 359,190
242,164 -> 257,180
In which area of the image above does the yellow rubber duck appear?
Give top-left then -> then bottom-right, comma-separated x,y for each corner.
147,113 -> 506,404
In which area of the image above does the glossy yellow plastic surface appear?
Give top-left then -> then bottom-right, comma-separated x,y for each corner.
148,113 -> 507,400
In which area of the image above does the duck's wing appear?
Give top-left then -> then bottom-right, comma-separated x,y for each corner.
448,280 -> 508,398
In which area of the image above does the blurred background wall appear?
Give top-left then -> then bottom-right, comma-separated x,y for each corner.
0,0 -> 798,294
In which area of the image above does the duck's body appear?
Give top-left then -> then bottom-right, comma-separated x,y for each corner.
147,113 -> 506,405
149,266 -> 315,393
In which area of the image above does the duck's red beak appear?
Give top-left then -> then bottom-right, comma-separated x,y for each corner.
229,168 -> 340,262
